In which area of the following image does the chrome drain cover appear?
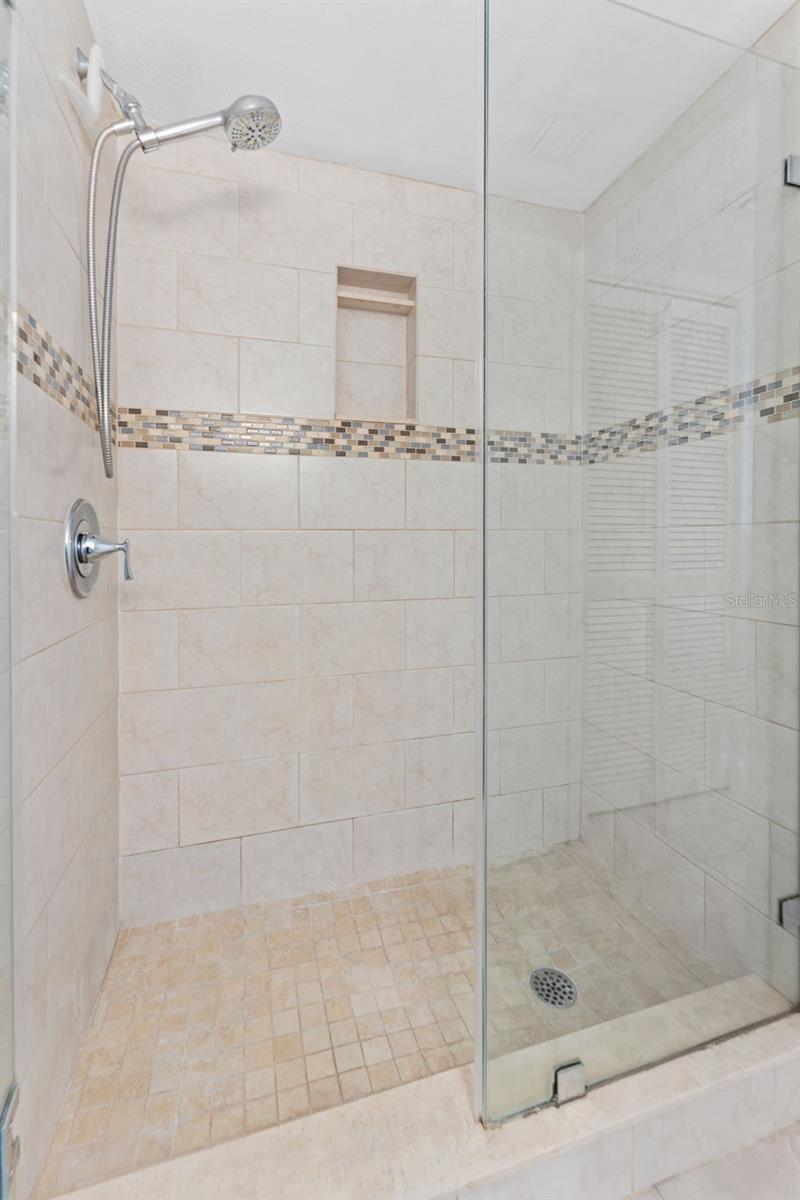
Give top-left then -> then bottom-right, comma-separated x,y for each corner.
530,966 -> 577,1008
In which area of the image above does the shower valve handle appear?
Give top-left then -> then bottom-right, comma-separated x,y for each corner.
78,532 -> 133,581
64,499 -> 133,598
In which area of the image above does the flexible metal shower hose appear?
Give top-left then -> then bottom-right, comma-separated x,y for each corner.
88,123 -> 140,479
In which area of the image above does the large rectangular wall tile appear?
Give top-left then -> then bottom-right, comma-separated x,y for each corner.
178,451 -> 299,530
241,532 -> 353,604
121,531 -> 240,611
179,756 -> 299,843
119,686 -> 240,774
405,732 -> 475,807
120,840 -> 242,926
120,611 -> 179,693
240,677 -> 353,757
299,601 -> 404,677
353,668 -> 454,744
406,462 -> 476,529
239,339 -> 335,418
488,660 -> 546,729
355,531 -> 453,600
119,771 -> 179,855
354,804 -> 453,879
178,606 -> 299,686
117,326 -> 238,412
118,245 -> 178,329
299,742 -> 404,822
500,594 -> 582,661
417,287 -> 476,360
487,790 -> 543,861
117,446 -> 178,530
121,164 -> 239,255
178,252 -> 298,340
353,207 -> 454,287
499,720 -> 581,793
299,457 -> 405,528
239,186 -> 353,272
756,623 -> 799,728
704,702 -> 798,831
406,598 -> 475,668
242,820 -> 354,904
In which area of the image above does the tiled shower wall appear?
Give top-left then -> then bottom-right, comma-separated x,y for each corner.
14,1 -> 120,1195
114,141 -> 587,924
580,13 -> 800,1001
115,144 -> 483,925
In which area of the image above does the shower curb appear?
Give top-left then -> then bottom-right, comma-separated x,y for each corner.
50,1013 -> 800,1200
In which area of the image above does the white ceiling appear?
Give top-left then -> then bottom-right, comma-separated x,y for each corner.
84,0 -> 794,210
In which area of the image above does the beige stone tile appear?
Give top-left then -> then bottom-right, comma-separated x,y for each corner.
367,1059 -> 401,1092
333,1041 -> 364,1073
276,1085 -> 310,1122
338,1066 -> 372,1102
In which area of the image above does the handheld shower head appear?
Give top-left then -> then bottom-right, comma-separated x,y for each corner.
145,95 -> 281,150
224,95 -> 281,150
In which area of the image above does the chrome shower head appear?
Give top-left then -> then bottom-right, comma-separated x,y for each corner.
224,95 -> 281,150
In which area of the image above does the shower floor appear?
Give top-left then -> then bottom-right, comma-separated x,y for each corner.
38,843 -> 764,1198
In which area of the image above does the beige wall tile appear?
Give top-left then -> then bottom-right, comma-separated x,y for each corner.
120,165 -> 239,256
336,362 -> 407,421
179,606 -> 299,686
299,457 -> 405,529
239,187 -> 353,272
178,452 -> 299,530
300,742 -> 404,822
118,246 -> 178,329
242,820 -> 353,904
176,136 -> 298,190
299,271 -> 336,346
417,287 -> 477,360
178,253 -> 298,341
240,677 -> 352,758
353,207 -> 454,287
405,733 -> 475,807
239,339 -> 335,418
120,611 -> 179,693
355,531 -> 453,601
416,357 -> 453,426
338,308 -> 407,366
180,756 -> 298,843
299,601 -> 404,677
119,771 -> 179,855
406,462 -> 476,529
405,179 -> 478,224
298,158 -> 405,209
117,326 -> 238,413
117,447 -> 178,530
354,804 -> 453,879
121,531 -> 240,611
353,668 -> 453,744
119,686 -> 241,774
120,840 -> 242,925
406,598 -> 474,668
241,532 -> 353,605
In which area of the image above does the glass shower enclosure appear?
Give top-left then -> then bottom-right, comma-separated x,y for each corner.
480,0 -> 800,1122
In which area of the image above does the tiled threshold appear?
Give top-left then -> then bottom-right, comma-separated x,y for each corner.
54,1014 -> 800,1200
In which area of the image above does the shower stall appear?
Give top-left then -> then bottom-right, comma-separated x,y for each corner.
5,0 -> 800,1196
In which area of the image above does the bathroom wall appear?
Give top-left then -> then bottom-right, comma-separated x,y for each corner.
14,1 -> 120,1195
115,142 -> 480,924
581,15 -> 800,1001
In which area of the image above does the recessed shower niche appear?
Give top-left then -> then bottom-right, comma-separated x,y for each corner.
335,266 -> 417,420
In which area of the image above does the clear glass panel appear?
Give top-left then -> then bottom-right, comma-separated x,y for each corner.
0,0 -> 12,1102
482,0 -> 800,1122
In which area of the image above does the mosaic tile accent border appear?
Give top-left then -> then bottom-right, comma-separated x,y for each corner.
487,430 -> 582,465
116,407 -> 479,463
15,306 -> 115,436
583,365 -> 800,464
16,309 -> 799,466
